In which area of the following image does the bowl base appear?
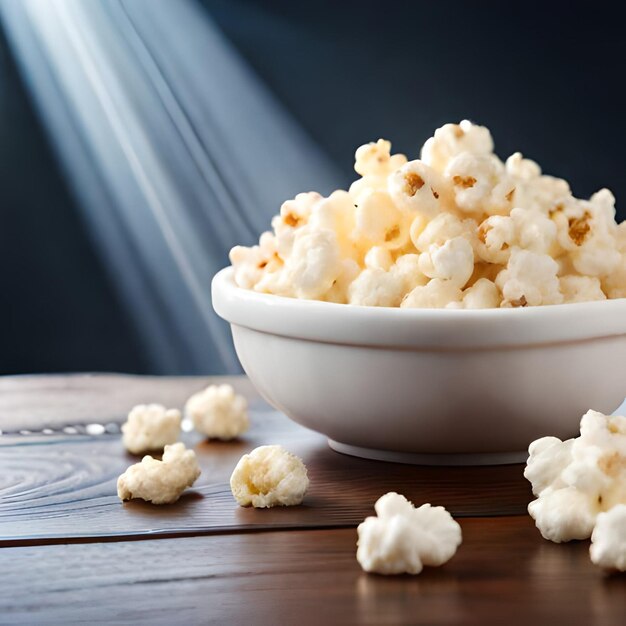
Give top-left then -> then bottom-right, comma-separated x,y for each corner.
328,440 -> 528,466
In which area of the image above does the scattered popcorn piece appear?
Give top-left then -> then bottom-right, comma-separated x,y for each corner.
230,445 -> 309,508
590,505 -> 626,572
117,442 -> 201,505
356,492 -> 462,575
185,384 -> 249,440
121,404 -> 181,455
525,410 -> 626,542
229,121 -> 625,308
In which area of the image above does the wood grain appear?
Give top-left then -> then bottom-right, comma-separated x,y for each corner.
0,376 -> 530,542
1,518 -> 624,626
0,374 -> 254,432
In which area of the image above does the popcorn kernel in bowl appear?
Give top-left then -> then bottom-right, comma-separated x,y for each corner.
230,121 -> 625,307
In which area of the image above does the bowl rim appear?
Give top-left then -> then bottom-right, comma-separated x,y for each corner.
212,267 -> 626,349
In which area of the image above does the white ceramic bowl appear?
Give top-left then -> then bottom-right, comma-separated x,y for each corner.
212,267 -> 626,465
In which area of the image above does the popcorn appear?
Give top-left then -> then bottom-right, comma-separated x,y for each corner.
230,445 -> 309,508
121,404 -> 181,455
524,410 -> 626,543
602,254 -> 626,299
496,248 -> 563,307
506,152 -> 572,214
364,246 -> 394,271
117,443 -> 201,505
307,190 -> 359,258
354,139 -> 407,178
185,384 -> 249,440
229,231 -> 280,291
388,160 -> 448,217
348,268 -> 404,307
391,254 -> 429,292
559,275 -> 606,303
458,278 -> 501,309
277,192 -> 321,232
476,208 -> 556,265
264,227 -> 342,300
324,259 -> 361,304
476,215 -> 516,264
445,153 -> 514,216
401,279 -> 462,309
229,121 -> 625,308
355,191 -> 409,250
418,236 -> 474,288
356,492 -> 462,575
414,212 -> 476,252
350,140 -> 407,203
590,505 -> 626,572
421,120 -> 494,172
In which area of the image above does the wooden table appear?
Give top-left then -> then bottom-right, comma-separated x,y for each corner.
0,374 -> 623,625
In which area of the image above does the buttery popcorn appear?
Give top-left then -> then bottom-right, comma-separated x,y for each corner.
185,384 -> 249,441
121,404 -> 181,455
230,445 -> 309,508
230,121 -> 625,308
524,410 -> 626,543
117,443 -> 201,505
356,492 -> 462,575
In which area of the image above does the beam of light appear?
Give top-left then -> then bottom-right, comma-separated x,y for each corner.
0,0 -> 345,374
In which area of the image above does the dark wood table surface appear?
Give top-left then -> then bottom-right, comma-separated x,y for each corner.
0,374 -> 623,625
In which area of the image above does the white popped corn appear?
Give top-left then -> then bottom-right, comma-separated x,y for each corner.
418,236 -> 475,288
590,505 -> 626,572
401,278 -> 462,309
364,246 -> 394,271
496,248 -> 563,307
117,442 -> 201,505
356,492 -> 462,575
525,410 -> 626,543
458,278 -> 501,309
229,122 -> 624,307
414,212 -> 477,252
185,384 -> 249,440
230,445 -> 309,508
355,191 -> 410,250
348,268 -> 404,307
121,404 -> 181,455
388,159 -> 447,217
445,153 -> 514,216
421,120 -> 494,172
559,275 -> 606,303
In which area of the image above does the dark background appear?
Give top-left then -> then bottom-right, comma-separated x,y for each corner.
1,0 -> 624,375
